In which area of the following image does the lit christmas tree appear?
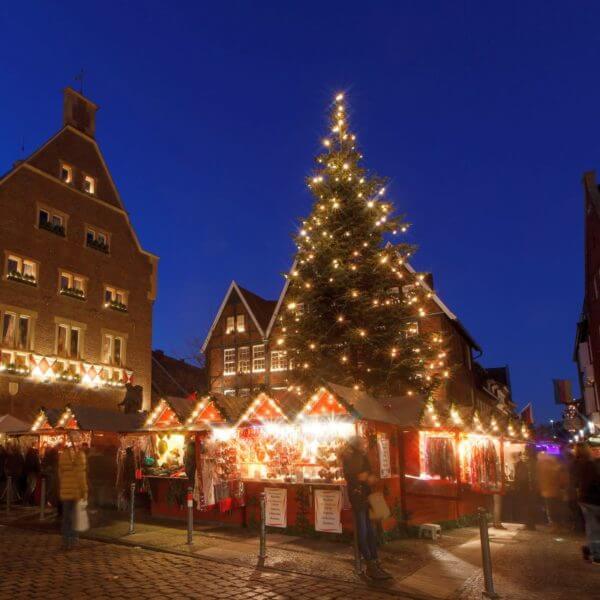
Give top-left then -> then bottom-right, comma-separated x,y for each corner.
279,93 -> 448,397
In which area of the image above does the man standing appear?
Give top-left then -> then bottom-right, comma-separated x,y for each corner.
341,435 -> 391,580
58,439 -> 88,550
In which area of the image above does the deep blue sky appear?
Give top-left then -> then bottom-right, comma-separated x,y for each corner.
1,1 -> 597,421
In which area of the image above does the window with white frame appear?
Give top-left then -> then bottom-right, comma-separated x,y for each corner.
59,271 -> 86,299
83,174 -> 96,195
1,311 -> 31,350
224,348 -> 236,375
104,286 -> 128,311
238,346 -> 251,373
56,323 -> 82,359
225,316 -> 235,334
406,321 -> 419,338
86,227 -> 110,253
252,344 -> 265,372
38,207 -> 66,236
6,254 -> 37,285
270,350 -> 288,372
102,333 -> 125,366
236,314 -> 245,332
223,389 -> 236,396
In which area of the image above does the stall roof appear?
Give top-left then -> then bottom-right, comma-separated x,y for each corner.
160,396 -> 194,423
65,405 -> 146,432
0,414 -> 31,433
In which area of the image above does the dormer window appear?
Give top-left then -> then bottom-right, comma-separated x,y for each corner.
83,175 -> 96,195
60,163 -> 73,184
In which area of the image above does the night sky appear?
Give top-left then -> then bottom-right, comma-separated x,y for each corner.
2,1 -> 598,422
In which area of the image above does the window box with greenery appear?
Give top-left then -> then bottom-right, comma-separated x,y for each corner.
86,237 -> 109,253
39,219 -> 65,237
106,299 -> 128,312
7,270 -> 37,286
38,209 -> 66,237
60,286 -> 85,300
0,363 -> 30,376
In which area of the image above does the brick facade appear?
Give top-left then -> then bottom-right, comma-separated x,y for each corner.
0,88 -> 157,421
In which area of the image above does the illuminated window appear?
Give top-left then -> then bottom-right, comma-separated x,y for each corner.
225,316 -> 235,334
238,346 -> 250,373
236,314 -> 245,332
1,312 -> 31,350
224,348 -> 236,375
102,333 -> 125,366
56,323 -> 82,359
406,321 -> 419,338
59,272 -> 86,299
6,254 -> 37,285
223,389 -> 236,396
270,350 -> 288,372
104,286 -> 128,311
83,174 -> 96,195
60,163 -> 73,184
252,344 -> 265,372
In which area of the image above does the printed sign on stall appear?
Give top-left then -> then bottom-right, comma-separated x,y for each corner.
265,487 -> 287,528
377,433 -> 391,478
314,488 -> 342,533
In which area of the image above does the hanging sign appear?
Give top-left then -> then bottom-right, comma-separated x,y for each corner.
378,433 -> 391,478
265,487 -> 287,528
314,488 -> 342,533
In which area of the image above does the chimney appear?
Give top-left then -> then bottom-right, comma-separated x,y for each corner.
63,87 -> 98,137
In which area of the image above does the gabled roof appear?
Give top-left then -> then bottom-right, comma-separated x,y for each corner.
265,261 -> 296,338
64,405 -> 146,432
325,382 -> 402,425
0,414 -> 30,433
201,281 -> 277,352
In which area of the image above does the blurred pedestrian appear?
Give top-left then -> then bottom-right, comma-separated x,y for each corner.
341,435 -> 391,580
58,438 -> 88,550
573,444 -> 600,564
24,445 -> 41,505
537,452 -> 567,530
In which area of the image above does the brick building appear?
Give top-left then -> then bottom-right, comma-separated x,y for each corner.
0,87 -> 158,420
574,171 -> 600,425
203,266 -> 514,418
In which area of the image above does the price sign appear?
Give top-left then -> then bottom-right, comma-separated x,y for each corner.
314,489 -> 342,533
265,487 -> 287,528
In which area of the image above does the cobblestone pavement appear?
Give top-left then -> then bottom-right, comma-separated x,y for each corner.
453,526 -> 600,600
0,526 -> 409,600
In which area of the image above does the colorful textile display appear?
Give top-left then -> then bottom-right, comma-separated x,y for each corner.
462,437 -> 500,490
424,437 -> 456,480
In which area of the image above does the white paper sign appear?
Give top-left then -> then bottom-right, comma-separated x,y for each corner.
265,487 -> 287,528
314,488 -> 342,533
378,433 -> 391,478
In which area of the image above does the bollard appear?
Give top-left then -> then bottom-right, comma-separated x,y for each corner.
258,492 -> 267,566
186,487 -> 194,545
351,510 -> 362,575
127,482 -> 136,535
39,477 -> 46,521
5,476 -> 12,513
478,507 -> 499,599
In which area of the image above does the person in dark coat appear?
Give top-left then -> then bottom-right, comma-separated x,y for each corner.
24,446 -> 41,505
573,444 -> 600,563
184,437 -> 196,483
340,435 -> 391,580
4,444 -> 24,500
41,445 -> 60,513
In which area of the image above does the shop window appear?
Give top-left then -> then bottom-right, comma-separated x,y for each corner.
104,286 -> 128,312
6,254 -> 37,286
270,350 -> 288,372
56,323 -> 82,359
59,271 -> 86,300
86,228 -> 110,253
225,316 -> 235,334
59,162 -> 73,184
83,174 -> 96,195
236,314 -> 245,332
224,348 -> 236,375
238,346 -> 250,373
1,311 -> 31,350
252,344 -> 265,372
102,333 -> 125,366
